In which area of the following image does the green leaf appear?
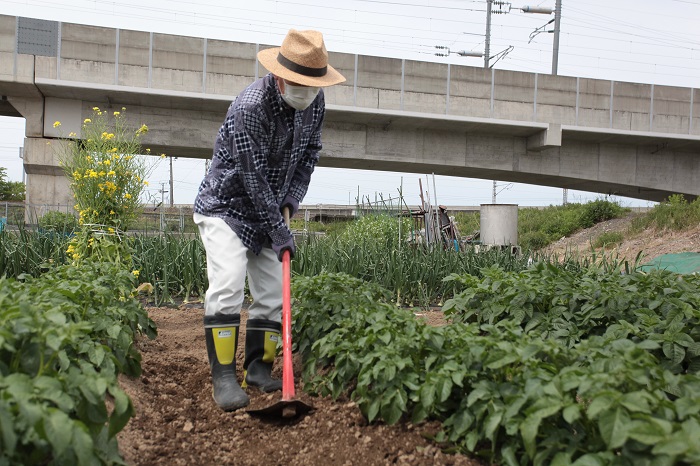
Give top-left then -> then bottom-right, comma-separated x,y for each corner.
562,404 -> 581,424
438,378 -> 453,403
107,324 -> 122,339
88,346 -> 106,367
598,407 -> 630,449
420,383 -> 436,410
587,394 -> 615,420
627,420 -> 669,445
619,391 -> 651,413
652,438 -> 689,456
72,423 -> 96,465
0,402 -> 17,456
571,453 -> 605,466
465,430 -> 479,452
108,387 -> 133,437
662,342 -> 685,366
484,408 -> 504,442
44,408 -> 73,457
467,384 -> 490,407
486,353 -> 519,369
551,452 -> 573,466
450,409 -> 474,437
520,414 -> 541,459
367,397 -> 380,423
637,339 -> 661,350
500,445 -> 519,466
380,395 -> 403,425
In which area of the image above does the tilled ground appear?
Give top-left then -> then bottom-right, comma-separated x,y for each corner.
117,304 -> 482,466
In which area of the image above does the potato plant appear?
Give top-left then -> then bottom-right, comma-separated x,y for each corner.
0,261 -> 156,464
292,270 -> 700,465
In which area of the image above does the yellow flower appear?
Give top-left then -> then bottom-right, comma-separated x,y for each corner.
121,107 -> 126,111
160,153 -> 166,159
92,106 -> 100,111
143,180 -> 149,186
113,111 -> 120,116
107,170 -> 116,176
104,159 -> 111,165
124,193 -> 132,199
136,124 -> 148,135
86,156 -> 91,161
68,132 -> 77,137
145,148 -> 151,153
53,121 -> 61,128
132,270 -> 140,277
110,147 -> 118,153
110,210 -> 115,215
84,118 -> 92,124
108,227 -> 115,234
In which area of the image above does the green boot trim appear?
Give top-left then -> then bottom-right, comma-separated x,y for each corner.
204,314 -> 249,410
242,319 -> 282,392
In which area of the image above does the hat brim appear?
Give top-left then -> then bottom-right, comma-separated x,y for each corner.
257,47 -> 346,87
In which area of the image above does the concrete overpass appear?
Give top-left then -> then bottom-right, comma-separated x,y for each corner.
1,14 -> 699,207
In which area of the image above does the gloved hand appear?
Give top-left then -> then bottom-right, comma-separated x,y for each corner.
280,194 -> 299,217
272,236 -> 295,261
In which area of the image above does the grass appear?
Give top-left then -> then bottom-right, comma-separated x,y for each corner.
630,194 -> 700,233
593,231 -> 624,249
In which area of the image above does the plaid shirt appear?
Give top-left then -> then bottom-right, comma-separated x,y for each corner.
194,73 -> 325,254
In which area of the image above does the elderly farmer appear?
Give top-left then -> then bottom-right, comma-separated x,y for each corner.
193,29 -> 345,411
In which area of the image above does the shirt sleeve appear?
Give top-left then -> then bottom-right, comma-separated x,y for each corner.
288,103 -> 325,203
231,106 -> 289,243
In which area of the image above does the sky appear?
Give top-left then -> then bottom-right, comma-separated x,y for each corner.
1,0 -> 699,208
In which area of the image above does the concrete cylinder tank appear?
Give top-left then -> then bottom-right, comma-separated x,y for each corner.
480,204 -> 518,246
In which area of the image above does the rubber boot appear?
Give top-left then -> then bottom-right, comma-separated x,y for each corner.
204,314 -> 249,410
242,319 -> 283,392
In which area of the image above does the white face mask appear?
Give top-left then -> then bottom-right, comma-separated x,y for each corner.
280,81 -> 320,111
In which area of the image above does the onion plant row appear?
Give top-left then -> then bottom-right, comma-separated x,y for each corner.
0,221 -> 642,307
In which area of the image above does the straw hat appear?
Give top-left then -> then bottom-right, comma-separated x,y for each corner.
257,29 -> 346,87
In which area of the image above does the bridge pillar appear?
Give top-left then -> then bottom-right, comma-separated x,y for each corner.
23,137 -> 73,214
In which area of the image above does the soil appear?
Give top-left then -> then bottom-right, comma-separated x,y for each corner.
117,307 -> 479,466
117,213 -> 699,465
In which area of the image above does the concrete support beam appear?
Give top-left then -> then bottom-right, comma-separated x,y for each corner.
7,95 -> 43,136
23,137 -> 73,207
527,124 -> 562,151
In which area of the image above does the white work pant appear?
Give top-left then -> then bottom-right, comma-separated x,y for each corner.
194,213 -> 282,323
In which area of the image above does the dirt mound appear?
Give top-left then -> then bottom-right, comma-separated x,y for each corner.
544,212 -> 700,264
117,307 -> 480,466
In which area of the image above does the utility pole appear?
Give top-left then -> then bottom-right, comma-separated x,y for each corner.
492,180 -> 497,203
484,0 -> 493,68
563,188 -> 568,205
19,147 -> 24,184
169,156 -> 174,207
552,0 -> 562,75
159,182 -> 168,231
